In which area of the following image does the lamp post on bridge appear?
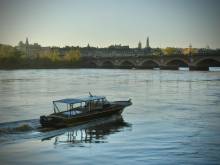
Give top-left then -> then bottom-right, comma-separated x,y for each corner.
188,43 -> 195,70
189,43 -> 192,56
189,43 -> 194,64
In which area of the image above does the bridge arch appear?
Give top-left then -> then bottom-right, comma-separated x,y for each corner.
102,61 -> 114,68
165,58 -> 189,67
140,60 -> 160,69
195,58 -> 220,67
84,61 -> 97,68
120,60 -> 135,69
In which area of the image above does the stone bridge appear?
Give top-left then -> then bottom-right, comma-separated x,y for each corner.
81,54 -> 220,70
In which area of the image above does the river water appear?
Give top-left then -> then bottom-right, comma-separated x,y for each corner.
0,69 -> 220,165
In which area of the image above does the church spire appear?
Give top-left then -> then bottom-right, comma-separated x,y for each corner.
25,37 -> 29,56
146,36 -> 150,48
25,37 -> 29,46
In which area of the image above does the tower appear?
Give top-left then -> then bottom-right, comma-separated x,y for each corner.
25,37 -> 30,56
138,41 -> 142,49
146,36 -> 150,48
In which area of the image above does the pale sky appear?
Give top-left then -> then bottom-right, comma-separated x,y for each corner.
0,0 -> 220,48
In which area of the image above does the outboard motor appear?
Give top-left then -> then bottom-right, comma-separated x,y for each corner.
40,115 -> 48,126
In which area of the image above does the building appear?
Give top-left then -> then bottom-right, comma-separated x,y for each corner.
17,38 -> 50,58
16,36 -> 159,58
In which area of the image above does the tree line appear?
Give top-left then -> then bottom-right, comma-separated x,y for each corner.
0,44 -> 81,69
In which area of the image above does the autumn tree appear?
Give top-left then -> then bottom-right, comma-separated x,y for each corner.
64,49 -> 80,62
0,44 -> 23,61
163,47 -> 183,55
39,49 -> 60,62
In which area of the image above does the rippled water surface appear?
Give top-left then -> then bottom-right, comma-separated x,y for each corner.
0,69 -> 220,165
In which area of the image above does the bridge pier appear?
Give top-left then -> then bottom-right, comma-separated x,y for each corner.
189,66 -> 209,71
160,65 -> 179,70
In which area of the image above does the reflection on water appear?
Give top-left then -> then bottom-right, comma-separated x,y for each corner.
42,116 -> 131,147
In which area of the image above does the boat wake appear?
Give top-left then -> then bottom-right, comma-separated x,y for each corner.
0,119 -> 41,144
0,119 -> 40,134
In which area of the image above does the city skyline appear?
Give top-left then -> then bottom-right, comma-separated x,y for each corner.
0,0 -> 220,48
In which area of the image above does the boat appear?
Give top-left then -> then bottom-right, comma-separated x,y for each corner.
40,94 -> 132,128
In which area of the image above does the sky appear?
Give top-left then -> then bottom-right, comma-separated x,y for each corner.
0,0 -> 220,48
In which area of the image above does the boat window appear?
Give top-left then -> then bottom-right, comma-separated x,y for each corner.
70,103 -> 81,110
54,102 -> 83,113
54,102 -> 67,113
89,99 -> 103,110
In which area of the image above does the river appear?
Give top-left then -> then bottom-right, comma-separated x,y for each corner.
0,69 -> 220,164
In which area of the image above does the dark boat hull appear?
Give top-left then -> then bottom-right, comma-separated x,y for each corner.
40,105 -> 125,128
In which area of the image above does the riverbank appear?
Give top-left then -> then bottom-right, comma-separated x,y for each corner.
0,59 -> 81,69
0,63 -> 216,71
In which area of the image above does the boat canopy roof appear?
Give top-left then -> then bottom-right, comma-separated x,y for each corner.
53,96 -> 106,104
